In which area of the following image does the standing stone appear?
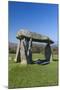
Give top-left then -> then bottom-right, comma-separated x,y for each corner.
27,38 -> 32,64
50,53 -> 53,62
20,37 -> 27,64
45,43 -> 52,62
14,41 -> 21,62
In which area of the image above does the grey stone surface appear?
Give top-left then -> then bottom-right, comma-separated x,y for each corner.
20,38 -> 27,64
50,54 -> 52,62
45,43 -> 52,62
16,29 -> 54,44
27,38 -> 32,64
15,41 -> 21,62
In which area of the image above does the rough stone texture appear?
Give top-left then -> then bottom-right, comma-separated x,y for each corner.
27,38 -> 32,64
20,38 -> 27,64
15,41 -> 21,62
16,29 -> 54,44
45,43 -> 52,62
50,54 -> 53,62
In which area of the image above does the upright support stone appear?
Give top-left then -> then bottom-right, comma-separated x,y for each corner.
27,38 -> 32,64
15,41 -> 21,62
50,53 -> 53,62
20,37 -> 27,64
45,43 -> 52,62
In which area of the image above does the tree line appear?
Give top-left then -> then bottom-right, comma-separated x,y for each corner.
9,42 -> 58,55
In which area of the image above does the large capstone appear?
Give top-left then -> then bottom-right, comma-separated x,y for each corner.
16,29 -> 54,44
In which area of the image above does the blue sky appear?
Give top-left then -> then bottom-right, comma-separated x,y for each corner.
8,1 -> 58,44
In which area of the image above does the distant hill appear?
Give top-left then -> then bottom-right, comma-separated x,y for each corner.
9,42 -> 58,54
9,42 -> 17,53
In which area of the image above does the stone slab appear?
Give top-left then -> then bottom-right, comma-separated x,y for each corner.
16,29 -> 54,44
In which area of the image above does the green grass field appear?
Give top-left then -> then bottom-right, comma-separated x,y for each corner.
8,53 -> 58,89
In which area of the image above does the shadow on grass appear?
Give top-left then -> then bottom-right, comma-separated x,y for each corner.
32,59 -> 50,65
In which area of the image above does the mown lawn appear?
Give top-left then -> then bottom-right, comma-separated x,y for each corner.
8,53 -> 58,89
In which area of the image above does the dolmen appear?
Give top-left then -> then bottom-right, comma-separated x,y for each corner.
15,29 -> 54,64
